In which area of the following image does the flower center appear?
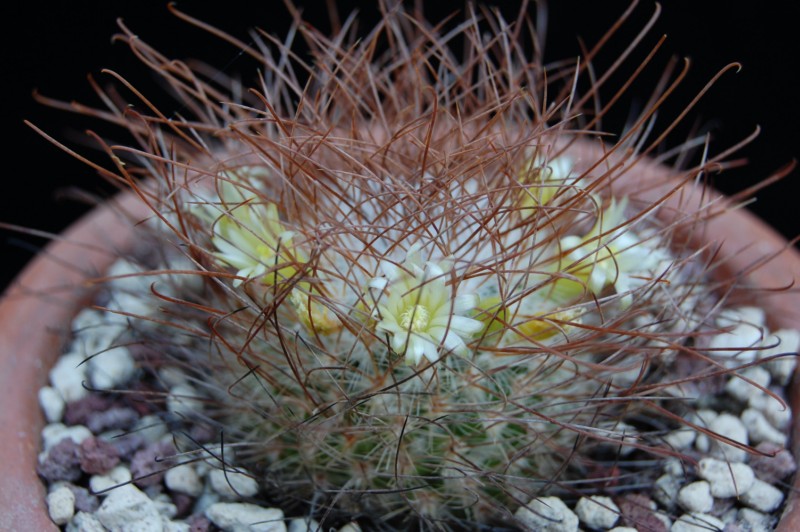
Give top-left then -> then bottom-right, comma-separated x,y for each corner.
400,304 -> 430,331
255,243 -> 276,261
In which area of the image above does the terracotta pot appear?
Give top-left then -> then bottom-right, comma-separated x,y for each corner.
1,149 -> 798,529
0,192 -> 148,531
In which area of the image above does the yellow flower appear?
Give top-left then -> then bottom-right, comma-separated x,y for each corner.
518,153 -> 576,213
289,282 -> 343,334
370,248 -> 483,365
555,199 -> 669,307
204,168 -> 342,333
192,168 -> 299,287
212,200 -> 300,287
478,295 -> 581,344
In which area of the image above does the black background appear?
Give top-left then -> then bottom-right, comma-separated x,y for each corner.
3,1 -> 798,292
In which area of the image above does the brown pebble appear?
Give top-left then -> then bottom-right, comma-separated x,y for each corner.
63,483 -> 99,512
127,342 -> 164,364
189,422 -> 216,444
617,493 -> 668,532
131,440 -> 176,487
125,380 -> 163,416
172,492 -> 194,517
109,433 -> 147,457
63,394 -> 113,426
750,442 -> 798,484
86,406 -> 140,433
79,437 -> 120,475
37,438 -> 82,482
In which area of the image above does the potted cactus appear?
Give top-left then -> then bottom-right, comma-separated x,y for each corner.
2,3 -> 799,530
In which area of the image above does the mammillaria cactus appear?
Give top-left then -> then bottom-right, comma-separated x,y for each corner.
27,2 -> 797,529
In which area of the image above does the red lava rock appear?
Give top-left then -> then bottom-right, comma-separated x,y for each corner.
617,493 -> 668,532
64,483 -> 99,512
63,394 -> 113,426
109,433 -> 147,457
189,422 -> 216,444
131,440 -> 176,487
125,380 -> 164,416
127,342 -> 165,364
172,492 -> 194,517
36,438 -> 82,482
670,353 -> 726,397
750,442 -> 798,484
86,406 -> 140,433
79,437 -> 120,475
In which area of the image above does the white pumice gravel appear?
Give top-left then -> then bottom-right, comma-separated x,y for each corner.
41,423 -> 92,452
718,306 -> 766,329
165,521 -> 191,532
653,474 -> 682,510
694,433 -> 710,454
105,291 -> 156,323
697,458 -> 755,499
671,512 -> 725,531
65,511 -> 106,532
208,467 -> 260,499
606,421 -> 639,457
89,464 -> 133,494
152,492 -> 179,519
205,502 -> 286,532
133,414 -> 169,444
193,484 -> 222,516
288,517 -> 322,532
741,407 -> 788,446
166,383 -> 205,415
575,495 -> 619,529
38,386 -> 66,423
689,410 -> 717,454
47,484 -> 76,525
662,427 -> 696,450
740,478 -> 785,513
708,413 -> 749,462
736,507 -> 775,530
49,352 -> 89,403
198,444 -> 237,470
759,329 -> 800,385
88,345 -> 136,390
663,457 -> 687,477
70,308 -> 127,349
724,366 -> 771,402
654,511 -> 673,530
158,366 -> 191,388
710,307 -> 765,366
164,463 -> 204,497
677,481 -> 713,514
750,392 -> 792,430
514,496 -> 579,532
107,259 -> 153,293
95,484 -> 163,529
